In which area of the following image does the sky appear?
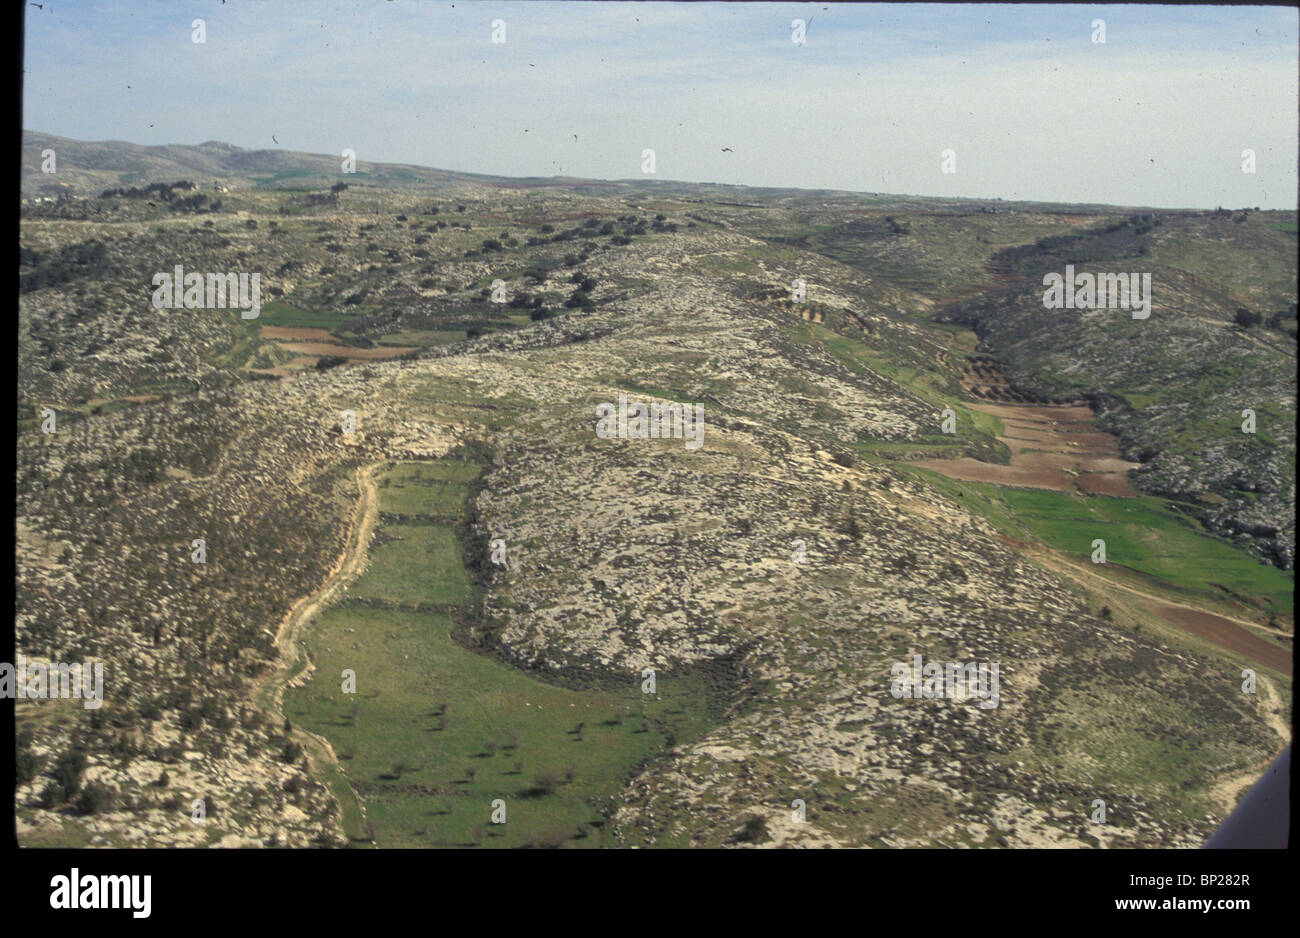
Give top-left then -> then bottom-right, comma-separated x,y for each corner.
21,1 -> 1300,209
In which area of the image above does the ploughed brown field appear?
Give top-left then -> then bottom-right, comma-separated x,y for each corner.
1149,603 -> 1293,675
259,326 -> 342,342
272,341 -> 420,358
916,400 -> 1141,496
254,326 -> 420,375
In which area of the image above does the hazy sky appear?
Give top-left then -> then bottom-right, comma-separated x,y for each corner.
22,1 -> 1299,208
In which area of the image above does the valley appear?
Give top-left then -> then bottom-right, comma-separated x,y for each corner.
16,132 -> 1295,850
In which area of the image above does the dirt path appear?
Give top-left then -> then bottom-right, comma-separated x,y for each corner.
1001,535 -> 1293,675
1207,674 -> 1291,816
251,462 -> 384,844
1002,533 -> 1292,819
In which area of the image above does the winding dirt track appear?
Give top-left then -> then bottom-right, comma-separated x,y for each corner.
251,462 -> 384,843
914,353 -> 1289,674
252,448 -> 1286,844
1001,534 -> 1292,815
1000,535 -> 1292,676
1208,673 -> 1292,815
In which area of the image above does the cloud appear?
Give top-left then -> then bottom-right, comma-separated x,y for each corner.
23,1 -> 1299,207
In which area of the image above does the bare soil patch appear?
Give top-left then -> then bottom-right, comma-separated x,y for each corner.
255,327 -> 420,376
916,398 -> 1140,496
1076,472 -> 1139,496
1150,604 -> 1292,675
274,341 -> 419,359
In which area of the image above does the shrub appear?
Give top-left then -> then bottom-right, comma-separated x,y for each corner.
843,510 -> 862,541
16,749 -> 39,785
40,781 -> 68,808
736,815 -> 770,843
75,782 -> 114,816
53,750 -> 87,794
528,774 -> 560,796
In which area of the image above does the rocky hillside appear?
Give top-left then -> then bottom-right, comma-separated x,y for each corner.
16,138 -> 1293,848
937,211 -> 1297,568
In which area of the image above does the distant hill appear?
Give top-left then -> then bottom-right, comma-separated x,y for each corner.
22,130 -> 1174,214
20,130 -> 611,197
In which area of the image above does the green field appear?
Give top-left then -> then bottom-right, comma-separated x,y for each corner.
375,329 -> 467,348
376,462 -> 475,516
900,467 -> 1294,617
257,298 -> 359,331
250,169 -> 315,186
286,459 -> 727,847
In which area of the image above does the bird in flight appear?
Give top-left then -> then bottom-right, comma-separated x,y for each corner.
272,135 -> 279,144
721,147 -> 733,153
